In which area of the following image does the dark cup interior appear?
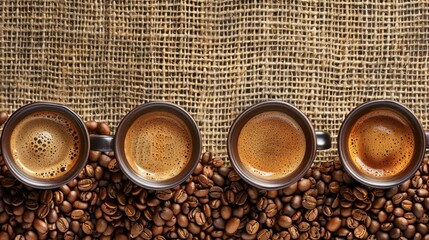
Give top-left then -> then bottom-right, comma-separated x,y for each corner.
114,102 -> 201,190
338,100 -> 426,188
228,101 -> 316,190
1,103 -> 90,189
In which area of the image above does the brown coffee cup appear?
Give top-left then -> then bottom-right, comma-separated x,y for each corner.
1,103 -> 90,189
91,102 -> 202,190
228,101 -> 331,190
338,100 -> 428,188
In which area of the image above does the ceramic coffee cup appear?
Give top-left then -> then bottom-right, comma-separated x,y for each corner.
91,102 -> 202,190
228,101 -> 331,190
1,103 -> 90,189
338,100 -> 428,188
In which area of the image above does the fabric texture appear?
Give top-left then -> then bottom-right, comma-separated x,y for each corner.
1,1 -> 429,163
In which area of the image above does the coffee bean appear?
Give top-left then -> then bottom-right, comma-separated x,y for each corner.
354,225 -> 368,239
245,219 -> 259,234
173,189 -> 188,204
346,216 -> 359,229
39,190 -> 53,204
304,208 -> 318,222
77,179 -> 93,192
302,195 -> 317,210
381,222 -> 394,232
101,200 -> 117,215
326,217 -> 341,232
412,176 -> 423,188
401,200 -> 413,211
257,229 -> 271,240
0,111 -> 8,125
283,183 -> 298,195
413,202 -> 424,219
392,193 -> 406,205
265,203 -> 278,217
122,204 -> 136,218
130,222 -> 143,238
195,211 -> 206,226
298,221 -> 310,232
155,189 -> 173,201
96,218 -> 107,233
177,227 -> 189,239
352,209 -> 367,222
298,179 -> 311,192
59,201 -> 72,214
33,218 -> 48,234
82,220 -> 94,234
384,200 -> 394,213
212,157 -> 224,168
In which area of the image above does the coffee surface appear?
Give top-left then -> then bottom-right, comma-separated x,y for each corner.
237,111 -> 306,179
10,111 -> 81,179
124,111 -> 192,181
348,109 -> 415,178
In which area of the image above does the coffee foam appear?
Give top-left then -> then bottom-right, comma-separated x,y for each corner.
10,111 -> 80,179
124,111 -> 192,181
237,111 -> 306,180
348,109 -> 414,178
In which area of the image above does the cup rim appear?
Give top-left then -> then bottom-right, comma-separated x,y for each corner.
338,100 -> 426,189
1,102 -> 90,189
114,101 -> 202,190
227,100 -> 317,190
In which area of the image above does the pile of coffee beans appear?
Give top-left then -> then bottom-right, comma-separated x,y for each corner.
0,118 -> 429,239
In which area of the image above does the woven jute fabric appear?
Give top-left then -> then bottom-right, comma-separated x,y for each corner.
1,1 -> 429,163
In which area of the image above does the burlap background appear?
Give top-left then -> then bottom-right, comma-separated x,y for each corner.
1,1 -> 429,163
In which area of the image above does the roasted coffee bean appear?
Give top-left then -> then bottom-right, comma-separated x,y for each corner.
354,225 -> 368,239
77,179 -> 93,192
346,216 -> 359,229
58,201 -> 72,214
326,217 -> 341,232
305,208 -> 318,221
195,211 -> 206,226
225,217 -> 240,235
82,220 -> 94,234
257,229 -> 271,240
302,195 -> 317,210
173,189 -> 188,203
39,190 -> 53,204
156,190 -> 173,200
96,218 -> 107,233
212,157 -> 224,168
394,217 -> 408,230
298,179 -> 311,192
124,204 -> 136,218
246,219 -> 260,234
352,209 -> 367,221
381,222 -> 394,232
33,218 -> 48,234
101,200 -> 117,215
413,202 -> 424,219
130,223 -> 143,238
265,203 -> 277,217
391,193 -> 405,206
402,199 -> 413,211
298,221 -> 310,232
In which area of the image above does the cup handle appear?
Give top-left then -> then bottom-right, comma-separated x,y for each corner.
316,131 -> 331,150
90,135 -> 114,152
426,131 -> 429,149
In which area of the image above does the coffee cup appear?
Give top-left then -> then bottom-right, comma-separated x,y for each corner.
91,102 -> 201,190
1,103 -> 90,189
227,101 -> 331,190
338,100 -> 428,188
